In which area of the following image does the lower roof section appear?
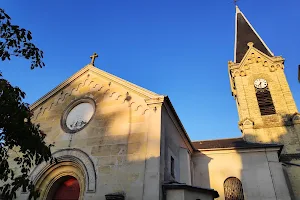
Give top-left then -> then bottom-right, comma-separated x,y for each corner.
163,181 -> 219,198
192,137 -> 283,151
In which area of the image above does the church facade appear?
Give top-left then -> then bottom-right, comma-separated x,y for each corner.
11,6 -> 300,200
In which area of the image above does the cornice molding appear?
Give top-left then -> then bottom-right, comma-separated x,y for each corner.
32,73 -> 152,121
237,113 -> 300,130
193,146 -> 281,155
30,64 -> 160,111
145,96 -> 165,106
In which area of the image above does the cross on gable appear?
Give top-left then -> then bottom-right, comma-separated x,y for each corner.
90,52 -> 98,66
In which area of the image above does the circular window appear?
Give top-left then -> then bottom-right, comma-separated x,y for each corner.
61,98 -> 96,133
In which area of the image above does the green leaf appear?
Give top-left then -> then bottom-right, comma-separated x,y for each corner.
0,8 -> 52,200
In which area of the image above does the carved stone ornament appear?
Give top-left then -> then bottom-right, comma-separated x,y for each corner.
292,113 -> 300,124
145,96 -> 164,105
238,118 -> 254,130
228,44 -> 285,79
145,96 -> 164,111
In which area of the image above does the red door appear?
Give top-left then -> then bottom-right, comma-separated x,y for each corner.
53,177 -> 80,200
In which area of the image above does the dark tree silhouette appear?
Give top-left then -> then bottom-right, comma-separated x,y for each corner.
0,8 -> 53,199
298,65 -> 300,82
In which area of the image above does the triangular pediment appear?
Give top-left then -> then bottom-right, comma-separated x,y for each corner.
28,64 -> 169,162
30,64 -> 162,111
229,43 -> 284,79
236,44 -> 284,73
239,45 -> 273,67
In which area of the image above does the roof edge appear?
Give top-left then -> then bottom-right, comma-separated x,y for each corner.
30,64 -> 160,110
163,96 -> 196,152
162,182 -> 219,198
30,64 -> 91,110
195,144 -> 283,152
192,137 -> 243,143
234,6 -> 239,62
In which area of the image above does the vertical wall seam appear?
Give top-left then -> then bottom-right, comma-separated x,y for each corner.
265,149 -> 278,199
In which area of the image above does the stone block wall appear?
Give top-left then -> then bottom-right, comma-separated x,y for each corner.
13,69 -> 163,200
192,149 -> 291,200
284,159 -> 300,200
161,106 -> 192,185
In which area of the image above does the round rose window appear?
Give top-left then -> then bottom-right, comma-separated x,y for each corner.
61,98 -> 95,133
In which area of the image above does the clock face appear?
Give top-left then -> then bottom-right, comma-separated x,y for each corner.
254,79 -> 268,89
64,102 -> 95,132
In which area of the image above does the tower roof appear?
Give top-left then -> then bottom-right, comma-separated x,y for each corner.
234,6 -> 273,63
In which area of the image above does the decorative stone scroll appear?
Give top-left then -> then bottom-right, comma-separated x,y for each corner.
238,118 -> 254,130
292,113 -> 300,125
33,74 -> 151,121
30,148 -> 96,193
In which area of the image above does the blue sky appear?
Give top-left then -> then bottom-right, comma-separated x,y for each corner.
1,0 -> 299,141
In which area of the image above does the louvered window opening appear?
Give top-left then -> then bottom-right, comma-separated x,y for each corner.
255,87 -> 276,115
224,177 -> 245,200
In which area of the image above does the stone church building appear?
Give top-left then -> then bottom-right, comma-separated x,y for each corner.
11,6 -> 300,200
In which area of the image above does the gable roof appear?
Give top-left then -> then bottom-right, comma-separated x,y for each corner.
192,137 -> 282,151
29,62 -> 199,153
30,64 -> 161,110
234,6 -> 273,63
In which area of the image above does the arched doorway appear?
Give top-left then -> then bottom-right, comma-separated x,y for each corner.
47,176 -> 80,200
30,149 -> 97,199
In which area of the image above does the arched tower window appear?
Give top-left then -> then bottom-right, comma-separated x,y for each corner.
224,177 -> 244,200
255,86 -> 276,115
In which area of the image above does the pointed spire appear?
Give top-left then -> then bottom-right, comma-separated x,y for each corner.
234,6 -> 273,63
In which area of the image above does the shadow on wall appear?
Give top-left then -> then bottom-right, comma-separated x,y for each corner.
193,113 -> 300,200
26,78 -> 156,199
242,113 -> 300,146
238,113 -> 300,200
245,113 -> 300,199
192,153 -> 212,189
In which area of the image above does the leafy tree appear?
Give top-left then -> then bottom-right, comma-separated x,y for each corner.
0,8 -> 53,199
298,65 -> 300,82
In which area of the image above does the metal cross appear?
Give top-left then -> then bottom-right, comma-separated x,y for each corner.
234,0 -> 239,5
90,52 -> 98,66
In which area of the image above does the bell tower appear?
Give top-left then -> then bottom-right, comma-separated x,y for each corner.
228,6 -> 300,198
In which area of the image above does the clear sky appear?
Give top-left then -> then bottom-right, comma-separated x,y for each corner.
1,0 -> 299,141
